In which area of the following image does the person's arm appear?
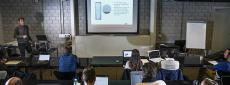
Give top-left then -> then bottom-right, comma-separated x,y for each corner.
25,26 -> 32,41
214,62 -> 226,71
14,27 -> 19,39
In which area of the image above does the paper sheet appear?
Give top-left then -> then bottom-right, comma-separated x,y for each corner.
5,60 -> 22,65
208,61 -> 218,65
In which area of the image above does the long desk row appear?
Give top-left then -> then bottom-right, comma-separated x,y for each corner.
3,56 -> 216,80
0,80 -> 197,85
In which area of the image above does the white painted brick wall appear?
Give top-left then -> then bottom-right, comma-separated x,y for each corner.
160,0 -> 230,43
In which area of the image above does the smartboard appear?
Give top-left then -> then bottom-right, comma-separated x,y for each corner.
186,22 -> 206,49
86,0 -> 138,33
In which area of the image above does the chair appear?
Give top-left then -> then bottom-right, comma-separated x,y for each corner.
54,71 -> 76,80
121,69 -> 131,80
0,71 -> 7,79
156,60 -> 184,80
216,70 -> 230,79
130,71 -> 143,85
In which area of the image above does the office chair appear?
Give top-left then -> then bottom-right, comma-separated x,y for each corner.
0,71 -> 7,79
54,71 -> 76,80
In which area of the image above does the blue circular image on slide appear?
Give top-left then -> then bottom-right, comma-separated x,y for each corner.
103,4 -> 111,14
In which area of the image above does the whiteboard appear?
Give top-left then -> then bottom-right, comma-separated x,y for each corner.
186,22 -> 206,49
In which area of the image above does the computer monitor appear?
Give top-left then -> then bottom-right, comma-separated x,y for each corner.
148,50 -> 160,58
130,71 -> 143,85
221,76 -> 230,85
94,76 -> 109,85
39,54 -> 50,61
36,35 -> 48,41
123,50 -> 132,58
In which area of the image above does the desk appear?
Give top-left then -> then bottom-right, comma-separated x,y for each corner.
91,56 -> 123,80
5,56 -> 59,80
23,80 -> 72,85
91,56 -> 123,67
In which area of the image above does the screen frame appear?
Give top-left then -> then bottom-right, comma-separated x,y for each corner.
86,0 -> 139,34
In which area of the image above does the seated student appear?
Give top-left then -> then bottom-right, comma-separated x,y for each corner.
214,48 -> 230,72
200,78 -> 218,85
142,62 -> 158,82
5,77 -> 23,85
124,49 -> 143,71
55,45 -> 78,80
137,80 -> 166,85
82,67 -> 96,85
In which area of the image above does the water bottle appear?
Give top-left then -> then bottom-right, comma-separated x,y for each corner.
73,78 -> 78,85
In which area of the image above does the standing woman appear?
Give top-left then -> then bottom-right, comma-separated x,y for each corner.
14,17 -> 32,59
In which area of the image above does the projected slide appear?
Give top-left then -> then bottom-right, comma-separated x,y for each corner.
87,0 -> 138,33
91,0 -> 133,25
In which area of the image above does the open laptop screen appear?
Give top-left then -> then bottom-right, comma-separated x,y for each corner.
94,76 -> 108,85
123,50 -> 132,58
39,55 -> 50,61
148,50 -> 160,58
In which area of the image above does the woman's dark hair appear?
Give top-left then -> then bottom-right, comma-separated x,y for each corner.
142,62 -> 157,81
82,67 -> 96,84
201,78 -> 218,85
18,16 -> 25,21
129,49 -> 143,71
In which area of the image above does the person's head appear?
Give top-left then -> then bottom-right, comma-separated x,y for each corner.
64,45 -> 72,53
224,48 -> 230,59
82,67 -> 96,85
17,17 -> 25,26
142,62 -> 157,80
131,49 -> 140,58
129,49 -> 142,71
200,78 -> 218,85
5,77 -> 23,85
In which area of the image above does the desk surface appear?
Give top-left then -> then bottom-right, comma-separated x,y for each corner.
0,80 -> 211,85
91,56 -> 123,67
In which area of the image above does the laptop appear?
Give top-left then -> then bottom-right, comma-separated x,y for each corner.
94,76 -> 109,85
221,76 -> 230,85
123,50 -> 132,58
36,35 -> 48,41
148,50 -> 160,59
37,54 -> 50,64
130,71 -> 143,85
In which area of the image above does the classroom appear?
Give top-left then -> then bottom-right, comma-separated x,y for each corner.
0,0 -> 230,85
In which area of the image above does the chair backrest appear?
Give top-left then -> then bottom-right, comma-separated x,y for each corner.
161,60 -> 179,70
217,71 -> 230,79
0,71 -> 7,79
130,71 -> 143,85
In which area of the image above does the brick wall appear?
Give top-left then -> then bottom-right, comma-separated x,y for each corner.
0,7 -> 3,43
159,0 -> 230,43
0,0 -> 71,54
